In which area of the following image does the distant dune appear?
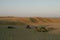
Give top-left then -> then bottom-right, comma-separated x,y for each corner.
0,16 -> 60,26
0,16 -> 60,34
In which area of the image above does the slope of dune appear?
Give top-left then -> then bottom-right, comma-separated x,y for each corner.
0,16 -> 60,26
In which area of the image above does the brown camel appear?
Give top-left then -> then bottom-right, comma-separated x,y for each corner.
35,27 -> 48,32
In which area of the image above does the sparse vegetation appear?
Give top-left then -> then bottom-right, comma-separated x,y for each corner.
0,20 -> 25,25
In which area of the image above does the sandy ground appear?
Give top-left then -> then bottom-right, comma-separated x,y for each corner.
43,23 -> 60,34
0,24 -> 60,40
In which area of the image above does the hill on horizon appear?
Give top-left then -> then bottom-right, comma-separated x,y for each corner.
0,16 -> 60,26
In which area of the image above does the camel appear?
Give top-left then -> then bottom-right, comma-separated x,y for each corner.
39,27 -> 48,32
34,27 -> 48,32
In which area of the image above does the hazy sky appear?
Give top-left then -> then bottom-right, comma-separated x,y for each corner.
0,0 -> 60,17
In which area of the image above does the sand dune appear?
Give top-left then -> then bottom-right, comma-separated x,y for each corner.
0,16 -> 60,34
0,17 -> 60,25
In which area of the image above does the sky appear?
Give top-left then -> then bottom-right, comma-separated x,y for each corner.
0,0 -> 60,17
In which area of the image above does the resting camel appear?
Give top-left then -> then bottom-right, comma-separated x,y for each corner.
40,27 -> 48,32
35,27 -> 48,32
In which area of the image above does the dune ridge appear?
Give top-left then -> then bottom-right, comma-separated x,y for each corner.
0,16 -> 60,26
